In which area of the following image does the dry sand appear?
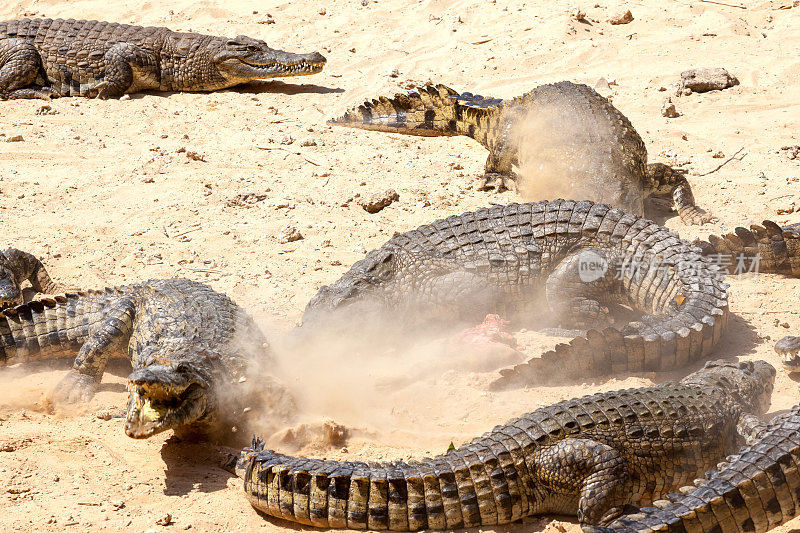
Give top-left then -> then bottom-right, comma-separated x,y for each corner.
1,0 -> 799,531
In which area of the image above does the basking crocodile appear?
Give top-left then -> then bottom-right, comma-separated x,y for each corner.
300,199 -> 729,387
233,360 -> 775,530
0,278 -> 295,438
697,221 -> 800,277
329,82 -> 711,224
0,248 -> 61,309
589,402 -> 800,533
0,18 -> 326,99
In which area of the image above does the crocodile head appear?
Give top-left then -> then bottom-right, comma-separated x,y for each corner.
124,358 -> 217,439
775,336 -> 800,372
685,359 -> 776,414
0,257 -> 21,310
211,35 -> 326,83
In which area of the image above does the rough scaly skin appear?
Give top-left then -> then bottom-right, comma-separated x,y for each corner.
0,248 -> 61,309
0,18 -> 326,99
0,278 -> 295,438
697,221 -> 800,277
329,82 -> 712,224
301,199 -> 730,388
589,402 -> 800,533
235,360 -> 775,530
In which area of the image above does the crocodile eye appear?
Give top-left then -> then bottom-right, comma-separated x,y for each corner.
247,45 -> 259,52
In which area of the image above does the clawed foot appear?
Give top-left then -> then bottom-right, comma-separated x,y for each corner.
4,87 -> 58,100
87,82 -> 119,100
678,205 -> 716,225
478,172 -> 516,192
49,370 -> 98,405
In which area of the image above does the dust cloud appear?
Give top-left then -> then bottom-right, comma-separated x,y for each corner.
236,313 -> 528,453
512,104 -> 646,216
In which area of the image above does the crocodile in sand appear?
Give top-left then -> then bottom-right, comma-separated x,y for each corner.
330,82 -> 711,224
0,248 -> 61,309
589,401 -> 800,533
0,18 -> 326,99
233,360 -> 775,530
0,278 -> 295,438
300,199 -> 729,388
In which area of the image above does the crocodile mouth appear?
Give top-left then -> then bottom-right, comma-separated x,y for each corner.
775,336 -> 800,372
125,378 -> 209,439
225,56 -> 326,78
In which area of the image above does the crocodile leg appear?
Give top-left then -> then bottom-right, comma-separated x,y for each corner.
534,438 -> 631,525
50,296 -> 135,404
480,148 -> 518,192
0,37 -> 55,99
737,413 -> 770,444
647,163 -> 715,225
545,248 -> 620,330
90,42 -> 159,99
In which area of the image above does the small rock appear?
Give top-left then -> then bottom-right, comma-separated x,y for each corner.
682,87 -> 692,96
6,135 -> 24,142
680,68 -> 738,93
318,7 -> 326,15
712,151 -> 725,158
279,134 -> 294,145
110,500 -> 125,510
570,7 -> 586,20
185,151 -> 206,162
595,77 -> 612,90
36,105 -> 58,115
156,514 -> 172,526
279,225 -> 303,244
780,146 -> 799,160
661,98 -> 679,118
361,0 -> 369,5
358,189 -> 399,213
300,138 -> 317,147
95,408 -> 125,420
608,10 -> 633,24
120,94 -> 131,101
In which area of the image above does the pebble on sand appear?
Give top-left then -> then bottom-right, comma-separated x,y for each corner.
680,68 -> 739,93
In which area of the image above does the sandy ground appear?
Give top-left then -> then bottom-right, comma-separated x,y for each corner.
1,0 -> 800,531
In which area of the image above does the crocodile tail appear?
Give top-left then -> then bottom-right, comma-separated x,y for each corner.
492,217 -> 729,389
696,221 -> 800,277
328,84 -> 501,138
240,431 -> 533,530
595,404 -> 800,533
0,290 -> 116,365
2,248 -> 61,293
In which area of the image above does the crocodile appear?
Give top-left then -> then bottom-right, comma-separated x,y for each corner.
329,82 -> 712,224
588,402 -> 800,533
697,221 -> 800,277
773,335 -> 800,374
0,248 -> 61,309
0,18 -> 326,99
233,360 -> 775,530
300,199 -> 729,388
0,278 -> 296,438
